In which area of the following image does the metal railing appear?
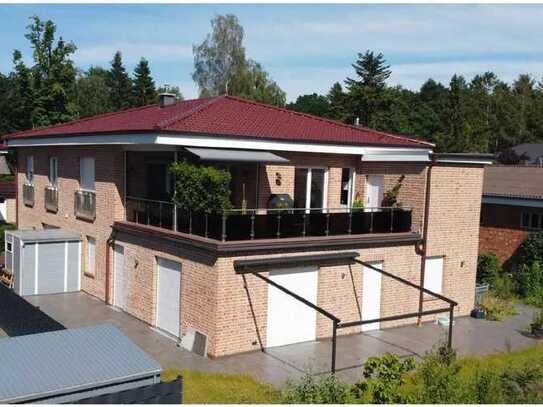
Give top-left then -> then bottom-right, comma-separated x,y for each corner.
44,186 -> 58,213
75,190 -> 96,221
23,183 -> 34,207
125,196 -> 412,242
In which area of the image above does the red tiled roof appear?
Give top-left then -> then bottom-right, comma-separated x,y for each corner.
4,95 -> 432,148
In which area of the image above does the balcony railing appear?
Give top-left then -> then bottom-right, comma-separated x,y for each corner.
126,196 -> 412,242
44,186 -> 58,212
23,183 -> 34,207
75,190 -> 96,221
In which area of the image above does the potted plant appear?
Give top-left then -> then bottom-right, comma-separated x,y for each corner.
531,309 -> 543,338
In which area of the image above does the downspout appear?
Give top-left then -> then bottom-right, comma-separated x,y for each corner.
417,154 -> 434,325
105,229 -> 117,305
14,149 -> 19,228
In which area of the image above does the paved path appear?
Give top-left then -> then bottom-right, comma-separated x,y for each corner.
17,292 -> 543,386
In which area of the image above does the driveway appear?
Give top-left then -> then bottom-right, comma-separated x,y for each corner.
17,291 -> 543,386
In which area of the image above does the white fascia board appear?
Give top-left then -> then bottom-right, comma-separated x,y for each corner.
482,195 -> 543,208
435,157 -> 494,165
8,132 -> 432,161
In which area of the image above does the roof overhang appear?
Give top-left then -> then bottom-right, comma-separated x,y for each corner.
433,153 -> 494,165
234,252 -> 360,273
482,195 -> 543,208
6,132 -> 433,162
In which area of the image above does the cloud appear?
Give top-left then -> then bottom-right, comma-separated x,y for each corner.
74,42 -> 192,65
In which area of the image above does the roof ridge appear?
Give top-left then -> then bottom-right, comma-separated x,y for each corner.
5,103 -> 159,139
222,95 -> 434,148
156,95 -> 225,129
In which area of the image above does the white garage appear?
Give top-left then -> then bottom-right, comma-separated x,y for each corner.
155,257 -> 182,339
5,229 -> 81,296
266,266 -> 318,348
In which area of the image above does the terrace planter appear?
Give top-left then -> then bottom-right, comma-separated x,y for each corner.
531,324 -> 543,338
470,308 -> 486,319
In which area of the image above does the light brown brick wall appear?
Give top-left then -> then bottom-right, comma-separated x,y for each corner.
425,164 -> 485,317
6,198 -> 16,223
16,146 -> 125,300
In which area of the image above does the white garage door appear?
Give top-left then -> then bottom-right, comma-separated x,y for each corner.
362,261 -> 383,332
424,256 -> 444,294
156,257 -> 182,338
266,266 -> 318,348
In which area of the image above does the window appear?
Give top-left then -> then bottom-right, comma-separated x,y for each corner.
49,157 -> 58,187
86,236 -> 95,276
340,168 -> 355,207
80,157 -> 95,191
521,211 -> 543,230
424,256 -> 444,294
25,155 -> 34,184
6,241 -> 12,253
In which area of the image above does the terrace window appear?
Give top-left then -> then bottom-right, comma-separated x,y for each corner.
340,168 -> 355,207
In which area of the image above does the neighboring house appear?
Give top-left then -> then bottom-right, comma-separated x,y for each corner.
511,143 -> 543,166
480,165 -> 543,265
4,94 -> 491,358
0,147 -> 16,223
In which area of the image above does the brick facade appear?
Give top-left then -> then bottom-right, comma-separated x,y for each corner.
15,146 -> 484,358
479,203 -> 537,265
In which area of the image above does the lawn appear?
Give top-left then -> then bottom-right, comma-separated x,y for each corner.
161,368 -> 280,404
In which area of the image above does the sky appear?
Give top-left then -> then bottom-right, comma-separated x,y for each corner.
1,4 -> 543,102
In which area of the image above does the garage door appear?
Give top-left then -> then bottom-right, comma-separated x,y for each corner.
156,257 -> 182,338
361,261 -> 383,332
266,266 -> 318,348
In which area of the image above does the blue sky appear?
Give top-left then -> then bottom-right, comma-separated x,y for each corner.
1,4 -> 543,101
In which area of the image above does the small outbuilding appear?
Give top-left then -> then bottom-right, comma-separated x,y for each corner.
0,324 -> 162,403
5,229 -> 81,296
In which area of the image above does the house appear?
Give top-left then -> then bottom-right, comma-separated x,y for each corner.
511,143 -> 543,166
0,145 -> 15,223
480,165 -> 543,265
4,94 -> 491,358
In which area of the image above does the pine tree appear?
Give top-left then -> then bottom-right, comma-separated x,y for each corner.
327,82 -> 347,122
345,51 -> 391,126
131,58 -> 156,107
107,51 -> 132,110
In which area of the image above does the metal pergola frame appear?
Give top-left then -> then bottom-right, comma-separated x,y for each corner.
236,256 -> 458,374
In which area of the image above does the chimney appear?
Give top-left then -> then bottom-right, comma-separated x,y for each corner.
159,93 -> 177,108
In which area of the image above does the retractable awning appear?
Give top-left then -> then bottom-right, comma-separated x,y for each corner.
185,147 -> 289,164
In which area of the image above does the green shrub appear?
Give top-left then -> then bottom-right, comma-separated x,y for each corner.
532,309 -> 543,329
480,294 -> 517,321
490,272 -> 516,300
477,252 -> 500,284
169,160 -> 232,213
351,353 -> 416,403
516,262 -> 543,306
516,232 -> 543,268
281,373 -> 352,404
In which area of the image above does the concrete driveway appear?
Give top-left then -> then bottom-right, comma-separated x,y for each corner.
20,291 -> 543,386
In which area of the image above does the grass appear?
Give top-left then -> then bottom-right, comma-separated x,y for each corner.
161,368 -> 280,404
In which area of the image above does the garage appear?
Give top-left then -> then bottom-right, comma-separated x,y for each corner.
266,266 -> 318,347
5,229 -> 81,296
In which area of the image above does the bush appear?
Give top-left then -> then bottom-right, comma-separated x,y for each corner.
480,294 -> 517,321
169,160 -> 232,213
516,232 -> 543,268
351,353 -> 416,403
477,252 -> 500,284
516,262 -> 543,306
490,272 -> 516,300
281,373 -> 352,404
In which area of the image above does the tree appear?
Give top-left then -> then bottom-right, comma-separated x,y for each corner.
9,50 -> 34,131
192,14 -> 246,97
132,58 -> 156,107
327,82 -> 348,122
287,93 -> 330,117
21,15 -> 77,127
228,59 -> 286,106
192,14 -> 286,106
107,51 -> 132,110
345,51 -> 392,126
76,67 -> 112,118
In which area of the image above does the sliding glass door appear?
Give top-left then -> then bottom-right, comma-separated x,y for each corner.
294,167 -> 328,211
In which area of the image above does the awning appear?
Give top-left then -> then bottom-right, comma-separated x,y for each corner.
234,252 -> 360,273
185,147 -> 289,164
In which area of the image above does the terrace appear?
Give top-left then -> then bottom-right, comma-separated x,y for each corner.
121,149 -> 416,245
